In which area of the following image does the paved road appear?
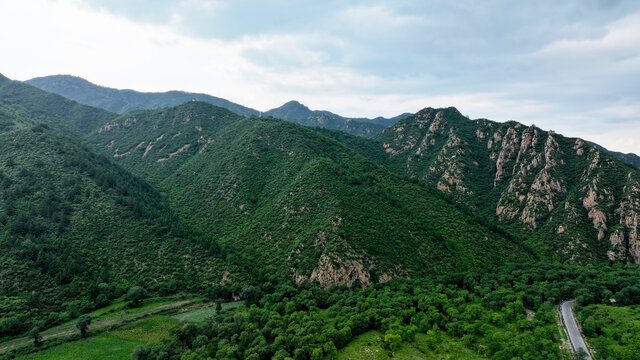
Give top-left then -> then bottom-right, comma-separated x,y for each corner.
560,300 -> 593,360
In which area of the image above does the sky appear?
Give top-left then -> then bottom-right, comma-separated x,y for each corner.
1,0 -> 639,153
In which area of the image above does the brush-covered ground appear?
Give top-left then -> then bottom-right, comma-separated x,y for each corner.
576,304 -> 640,360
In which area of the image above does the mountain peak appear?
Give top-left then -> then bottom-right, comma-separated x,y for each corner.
264,100 -> 313,119
415,106 -> 462,116
279,100 -> 311,111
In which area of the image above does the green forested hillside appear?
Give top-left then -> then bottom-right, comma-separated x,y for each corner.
0,74 -> 116,137
318,107 -> 640,265
0,125 -> 223,338
85,101 -> 533,286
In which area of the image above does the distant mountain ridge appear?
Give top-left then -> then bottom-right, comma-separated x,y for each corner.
263,100 -> 411,137
26,75 -> 410,137
26,74 -> 259,117
1,73 -> 116,137
586,141 -> 640,169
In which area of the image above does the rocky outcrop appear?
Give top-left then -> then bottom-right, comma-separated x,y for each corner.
494,127 -> 520,186
378,107 -> 640,264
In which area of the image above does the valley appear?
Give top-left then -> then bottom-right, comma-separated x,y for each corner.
0,73 -> 639,359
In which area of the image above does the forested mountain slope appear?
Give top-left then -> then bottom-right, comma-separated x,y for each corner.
0,74 -> 116,137
369,107 -> 640,264
26,75 -> 259,117
85,101 -> 534,287
0,125 -> 223,336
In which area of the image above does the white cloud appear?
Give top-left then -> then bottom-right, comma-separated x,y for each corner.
0,0 -> 639,154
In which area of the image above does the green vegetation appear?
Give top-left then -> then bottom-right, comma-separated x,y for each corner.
0,125 -> 223,337
172,302 -> 243,323
1,73 -> 640,359
85,102 -> 533,285
124,264 -> 640,359
587,141 -> 640,169
21,316 -> 178,360
335,331 -> 481,359
576,304 -> 640,359
321,106 -> 640,263
0,73 -> 116,137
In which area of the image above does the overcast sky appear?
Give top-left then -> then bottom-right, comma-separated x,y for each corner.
1,0 -> 639,153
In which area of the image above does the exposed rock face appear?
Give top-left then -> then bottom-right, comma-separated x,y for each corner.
99,117 -> 137,133
494,127 -> 520,186
308,253 -> 371,288
614,173 -> 640,262
377,107 -> 640,264
289,233 -> 383,289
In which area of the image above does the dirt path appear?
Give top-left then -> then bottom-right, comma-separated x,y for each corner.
0,299 -> 196,354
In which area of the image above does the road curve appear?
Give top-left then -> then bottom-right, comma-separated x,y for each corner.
560,300 -> 593,360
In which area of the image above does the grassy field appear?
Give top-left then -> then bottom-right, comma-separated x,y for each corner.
0,297 -> 194,354
333,331 -> 482,360
577,304 -> 640,360
1,299 -> 244,359
22,316 -> 178,360
172,301 -> 244,323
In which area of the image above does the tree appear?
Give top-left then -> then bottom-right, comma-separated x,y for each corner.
126,286 -> 147,307
28,326 -> 42,347
383,332 -> 402,352
241,286 -> 262,307
582,316 -> 598,337
76,315 -> 91,338
310,348 -> 324,360
574,348 -> 588,360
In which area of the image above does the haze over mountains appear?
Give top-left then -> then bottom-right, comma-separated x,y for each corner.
26,75 -> 410,138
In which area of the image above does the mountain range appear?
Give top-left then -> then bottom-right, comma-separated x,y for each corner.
26,75 -> 640,169
26,75 -> 409,137
1,71 -> 640,343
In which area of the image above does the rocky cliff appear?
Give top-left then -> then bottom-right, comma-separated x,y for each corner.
376,108 -> 640,263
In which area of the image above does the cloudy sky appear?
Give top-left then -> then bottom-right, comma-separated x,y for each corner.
1,0 -> 639,153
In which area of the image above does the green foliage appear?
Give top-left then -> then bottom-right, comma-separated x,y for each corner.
85,102 -> 533,285
0,126 -> 224,336
0,74 -> 116,137
323,106 -> 640,263
3,73 -> 640,360
28,326 -> 41,347
577,304 -> 640,360
75,315 -> 91,338
126,287 -> 147,308
383,332 -> 402,351
95,264 -> 640,360
17,315 -> 179,360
